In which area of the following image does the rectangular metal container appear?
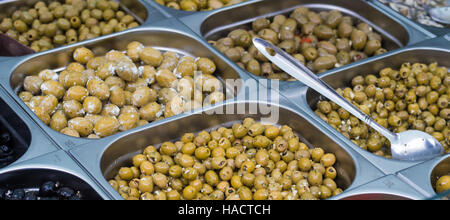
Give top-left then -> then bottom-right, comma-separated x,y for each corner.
0,0 -> 166,57
70,100 -> 387,199
1,19 -> 248,151
200,0 -> 411,48
142,0 -> 256,19
0,150 -> 111,200
0,0 -> 150,22
333,175 -> 426,200
293,36 -> 450,175
179,0 -> 436,96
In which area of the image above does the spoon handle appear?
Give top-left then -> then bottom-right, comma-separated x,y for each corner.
253,38 -> 398,141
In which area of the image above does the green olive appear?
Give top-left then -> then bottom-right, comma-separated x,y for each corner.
313,55 -> 337,71
57,18 -> 71,30
13,20 -> 28,33
314,25 -> 334,40
351,29 -> 368,50
364,40 -> 382,56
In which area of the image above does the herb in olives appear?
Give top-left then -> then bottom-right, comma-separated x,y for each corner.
110,118 -> 343,200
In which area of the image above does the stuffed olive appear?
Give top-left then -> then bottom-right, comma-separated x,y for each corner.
209,7 -> 388,81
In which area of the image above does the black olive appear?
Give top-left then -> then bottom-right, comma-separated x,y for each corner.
0,188 -> 5,200
68,195 -> 81,200
0,132 -> 10,145
4,189 -> 13,200
39,197 -> 59,200
11,189 -> 25,200
0,145 -> 13,157
39,181 -> 57,197
57,187 -> 75,199
24,191 -> 38,200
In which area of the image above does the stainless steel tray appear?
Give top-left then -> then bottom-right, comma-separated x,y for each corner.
0,0 -> 447,200
0,0 -> 167,57
180,0 -> 436,89
70,100 -> 387,200
0,0 -> 154,23
290,35 -> 450,175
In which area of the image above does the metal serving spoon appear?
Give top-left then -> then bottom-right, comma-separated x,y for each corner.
252,38 -> 444,161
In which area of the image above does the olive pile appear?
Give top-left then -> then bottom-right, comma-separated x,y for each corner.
209,7 -> 388,81
0,131 -> 14,168
0,0 -> 138,52
109,118 -> 343,200
18,42 -> 225,138
436,175 -> 450,194
314,62 -> 449,158
154,0 -> 247,12
0,181 -> 82,200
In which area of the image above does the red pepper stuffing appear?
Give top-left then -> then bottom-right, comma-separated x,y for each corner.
300,37 -> 312,44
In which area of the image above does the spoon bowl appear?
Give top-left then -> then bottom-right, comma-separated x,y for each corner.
252,37 -> 444,161
392,130 -> 445,161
